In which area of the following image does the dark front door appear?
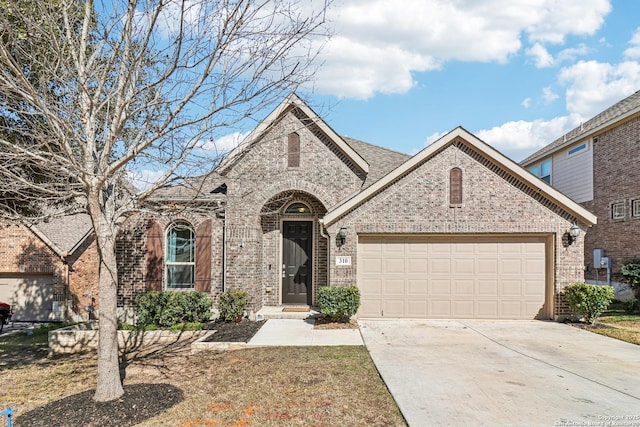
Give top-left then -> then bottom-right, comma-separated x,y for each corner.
282,221 -> 312,304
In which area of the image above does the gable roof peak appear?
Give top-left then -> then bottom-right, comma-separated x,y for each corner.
216,93 -> 369,175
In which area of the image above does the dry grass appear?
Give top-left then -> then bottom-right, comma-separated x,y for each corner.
0,327 -> 405,426
585,308 -> 640,345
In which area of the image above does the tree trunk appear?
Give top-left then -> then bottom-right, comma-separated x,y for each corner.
91,213 -> 125,402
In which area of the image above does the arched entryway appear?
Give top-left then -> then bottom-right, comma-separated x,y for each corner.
260,191 -> 327,306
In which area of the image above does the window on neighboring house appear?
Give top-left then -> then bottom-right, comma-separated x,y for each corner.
567,142 -> 588,156
288,132 -> 300,167
450,167 -> 462,206
632,199 -> 640,218
611,202 -> 626,220
528,159 -> 551,184
165,221 -> 195,289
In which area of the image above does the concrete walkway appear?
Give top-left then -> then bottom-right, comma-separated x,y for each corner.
360,319 -> 640,427
248,318 -> 363,346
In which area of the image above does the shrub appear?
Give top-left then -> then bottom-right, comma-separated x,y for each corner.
624,299 -> 640,314
620,259 -> 640,299
563,283 -> 614,324
317,286 -> 360,322
135,291 -> 212,328
218,289 -> 249,321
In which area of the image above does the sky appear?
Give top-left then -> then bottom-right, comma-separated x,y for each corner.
217,0 -> 640,163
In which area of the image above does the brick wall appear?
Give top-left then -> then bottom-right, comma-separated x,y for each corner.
66,236 -> 99,317
325,141 -> 585,318
583,116 -> 640,285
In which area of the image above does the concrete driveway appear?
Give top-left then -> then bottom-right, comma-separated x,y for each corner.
359,320 -> 640,426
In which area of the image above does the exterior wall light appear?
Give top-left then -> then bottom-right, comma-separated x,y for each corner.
568,223 -> 580,245
338,226 -> 348,246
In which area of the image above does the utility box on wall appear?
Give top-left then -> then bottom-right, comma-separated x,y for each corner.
593,248 -> 604,269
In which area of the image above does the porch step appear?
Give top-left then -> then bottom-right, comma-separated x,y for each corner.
255,306 -> 322,320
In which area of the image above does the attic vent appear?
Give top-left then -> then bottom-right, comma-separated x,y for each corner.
288,132 -> 300,167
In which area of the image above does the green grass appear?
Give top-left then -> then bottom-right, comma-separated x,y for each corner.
583,303 -> 640,345
0,323 -> 67,350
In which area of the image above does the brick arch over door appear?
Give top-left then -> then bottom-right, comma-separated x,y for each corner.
253,180 -> 335,216
259,191 -> 328,306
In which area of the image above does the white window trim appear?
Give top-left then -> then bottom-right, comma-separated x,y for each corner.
165,221 -> 196,289
632,199 -> 640,218
567,142 -> 589,157
611,201 -> 626,221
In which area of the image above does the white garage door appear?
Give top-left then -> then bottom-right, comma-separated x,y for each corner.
358,236 -> 549,319
0,275 -> 56,321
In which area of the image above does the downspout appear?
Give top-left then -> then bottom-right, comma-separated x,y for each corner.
318,219 -> 331,291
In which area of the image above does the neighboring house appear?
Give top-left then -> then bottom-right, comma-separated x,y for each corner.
0,214 -> 98,321
115,94 -> 595,321
521,90 -> 640,299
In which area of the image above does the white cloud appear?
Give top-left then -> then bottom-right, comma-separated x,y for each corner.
521,97 -> 531,108
198,131 -> 249,155
624,27 -> 640,59
476,115 -> 577,161
542,86 -> 559,104
315,0 -> 612,98
558,60 -> 640,118
526,43 -> 554,68
425,131 -> 449,146
127,169 -> 166,191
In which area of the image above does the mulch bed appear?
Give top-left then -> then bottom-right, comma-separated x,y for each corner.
566,321 -> 615,330
202,319 -> 266,342
15,383 -> 183,427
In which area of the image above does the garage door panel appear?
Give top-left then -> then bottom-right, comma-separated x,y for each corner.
0,275 -> 56,321
431,300 -> 452,317
360,299 -> 382,317
478,279 -> 498,296
430,258 -> 451,274
384,279 -> 405,294
359,236 -> 548,319
430,279 -> 451,295
407,279 -> 428,294
384,258 -> 405,273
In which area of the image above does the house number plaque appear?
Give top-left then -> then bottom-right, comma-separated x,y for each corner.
335,256 -> 351,266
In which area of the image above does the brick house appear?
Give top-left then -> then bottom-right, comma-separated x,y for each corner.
116,94 -> 595,320
0,214 -> 98,321
521,90 -> 640,300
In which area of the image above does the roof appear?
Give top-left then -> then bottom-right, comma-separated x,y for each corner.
342,137 -> 410,188
217,93 -> 369,175
323,127 -> 597,227
521,90 -> 640,165
31,213 -> 94,257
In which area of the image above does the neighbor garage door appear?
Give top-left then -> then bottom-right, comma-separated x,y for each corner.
0,275 -> 56,321
358,236 -> 548,319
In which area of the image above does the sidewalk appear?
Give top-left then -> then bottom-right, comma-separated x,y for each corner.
248,318 -> 363,346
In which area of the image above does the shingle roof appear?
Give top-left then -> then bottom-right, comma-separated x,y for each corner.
342,137 -> 411,188
521,90 -> 640,165
32,213 -> 93,255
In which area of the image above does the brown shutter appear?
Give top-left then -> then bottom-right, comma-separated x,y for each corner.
195,219 -> 212,292
450,168 -> 463,206
288,133 -> 300,167
146,220 -> 164,291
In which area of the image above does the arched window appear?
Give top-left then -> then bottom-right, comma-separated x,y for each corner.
288,132 -> 300,167
450,167 -> 463,206
285,202 -> 312,214
165,221 -> 195,289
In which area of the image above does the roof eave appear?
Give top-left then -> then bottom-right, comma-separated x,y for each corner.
324,127 -> 597,227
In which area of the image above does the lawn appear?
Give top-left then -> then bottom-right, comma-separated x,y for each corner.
0,326 -> 406,426
590,305 -> 640,345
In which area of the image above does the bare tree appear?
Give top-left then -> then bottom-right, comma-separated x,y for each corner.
0,0 -> 328,401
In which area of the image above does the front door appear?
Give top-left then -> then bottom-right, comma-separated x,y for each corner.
282,221 -> 312,304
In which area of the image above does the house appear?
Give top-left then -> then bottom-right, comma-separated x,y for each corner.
0,214 -> 98,321
115,94 -> 595,321
521,90 -> 640,299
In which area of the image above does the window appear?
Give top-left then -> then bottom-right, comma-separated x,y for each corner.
285,202 -> 311,214
288,132 -> 300,167
165,221 -> 195,289
567,143 -> 588,156
528,159 -> 551,184
633,200 -> 640,218
611,202 -> 625,220
449,167 -> 462,206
